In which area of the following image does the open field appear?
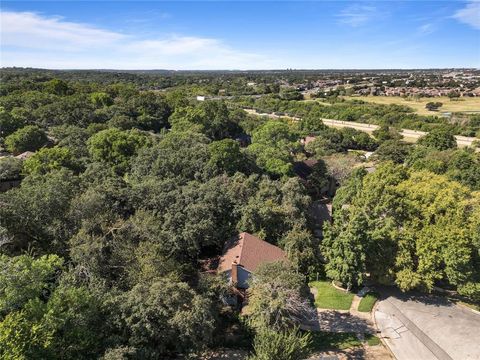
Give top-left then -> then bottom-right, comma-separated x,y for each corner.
340,96 -> 480,115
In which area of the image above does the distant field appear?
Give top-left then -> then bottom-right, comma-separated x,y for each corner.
340,96 -> 480,115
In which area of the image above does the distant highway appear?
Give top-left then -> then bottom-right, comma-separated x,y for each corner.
243,108 -> 479,148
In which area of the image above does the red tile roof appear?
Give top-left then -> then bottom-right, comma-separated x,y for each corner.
217,232 -> 287,273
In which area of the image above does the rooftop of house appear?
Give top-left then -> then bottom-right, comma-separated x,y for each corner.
14,151 -> 35,160
217,232 -> 286,273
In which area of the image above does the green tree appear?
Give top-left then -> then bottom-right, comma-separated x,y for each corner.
372,125 -> 403,142
208,138 -> 248,175
248,121 -> 298,177
304,129 -> 345,156
0,108 -> 25,137
23,146 -> 78,175
249,326 -> 311,360
0,169 -> 79,254
373,140 -> 412,164
49,125 -> 90,159
87,128 -> 150,173
0,254 -> 63,315
116,278 -> 215,356
279,226 -> 320,275
0,285 -> 105,360
237,177 -> 311,244
4,125 -> 48,155
245,261 -> 314,330
130,131 -> 211,184
418,128 -> 457,150
169,101 -> 238,140
0,157 -> 22,180
322,212 -> 367,290
90,92 -> 113,107
43,79 -> 69,96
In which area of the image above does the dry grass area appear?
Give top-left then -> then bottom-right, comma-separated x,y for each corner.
342,96 -> 480,115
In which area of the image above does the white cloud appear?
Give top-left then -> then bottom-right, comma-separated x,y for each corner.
418,23 -> 435,35
337,4 -> 378,27
453,1 -> 480,30
1,11 -> 126,51
0,10 -> 275,69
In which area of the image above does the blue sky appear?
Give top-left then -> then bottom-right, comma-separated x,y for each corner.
1,1 -> 479,69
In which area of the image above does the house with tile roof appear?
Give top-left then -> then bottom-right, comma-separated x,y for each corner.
217,232 -> 287,289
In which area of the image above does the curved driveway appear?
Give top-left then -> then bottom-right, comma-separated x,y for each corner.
374,289 -> 480,360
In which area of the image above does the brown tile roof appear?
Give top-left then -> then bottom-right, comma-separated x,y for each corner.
303,135 -> 316,145
217,232 -> 287,273
14,151 -> 34,160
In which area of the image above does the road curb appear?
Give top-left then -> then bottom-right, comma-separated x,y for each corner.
372,301 -> 397,359
456,302 -> 480,316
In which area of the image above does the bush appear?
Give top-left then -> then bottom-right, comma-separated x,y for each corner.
425,102 -> 442,111
249,326 -> 311,360
458,282 -> 480,303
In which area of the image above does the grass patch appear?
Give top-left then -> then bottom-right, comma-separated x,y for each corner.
341,95 -> 480,116
309,281 -> 354,310
309,332 -> 361,351
456,300 -> 480,312
358,292 -> 379,313
365,334 -> 381,346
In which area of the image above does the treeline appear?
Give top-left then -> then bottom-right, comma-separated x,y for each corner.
0,68 -> 278,96
0,75 -> 323,359
233,95 -> 480,137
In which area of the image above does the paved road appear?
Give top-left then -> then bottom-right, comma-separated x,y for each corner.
243,108 -> 479,148
375,289 -> 480,360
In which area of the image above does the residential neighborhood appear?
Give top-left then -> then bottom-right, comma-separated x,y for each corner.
1,1 -> 480,359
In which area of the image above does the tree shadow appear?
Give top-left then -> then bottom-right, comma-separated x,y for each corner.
309,310 -> 376,334
309,347 -> 366,360
375,285 -> 455,308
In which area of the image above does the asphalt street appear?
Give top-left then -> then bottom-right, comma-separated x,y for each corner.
375,289 -> 480,360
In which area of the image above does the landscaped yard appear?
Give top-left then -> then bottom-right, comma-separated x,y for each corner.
358,292 -> 379,313
309,281 -> 354,310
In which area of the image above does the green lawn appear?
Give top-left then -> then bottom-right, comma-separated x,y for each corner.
365,334 -> 381,346
309,332 -> 361,351
309,281 -> 354,310
358,292 -> 379,313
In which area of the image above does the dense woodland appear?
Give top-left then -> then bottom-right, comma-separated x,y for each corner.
0,69 -> 479,359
